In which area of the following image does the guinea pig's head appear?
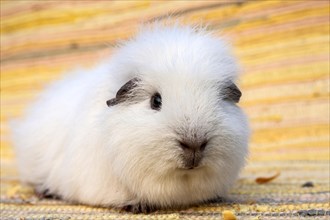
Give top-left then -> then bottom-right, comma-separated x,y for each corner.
104,24 -> 249,198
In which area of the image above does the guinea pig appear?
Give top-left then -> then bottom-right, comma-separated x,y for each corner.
11,23 -> 250,213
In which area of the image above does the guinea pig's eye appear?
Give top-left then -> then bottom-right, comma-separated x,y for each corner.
150,93 -> 162,110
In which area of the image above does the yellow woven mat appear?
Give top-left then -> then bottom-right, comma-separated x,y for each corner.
1,1 -> 329,219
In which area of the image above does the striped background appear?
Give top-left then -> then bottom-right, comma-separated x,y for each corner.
1,1 -> 329,219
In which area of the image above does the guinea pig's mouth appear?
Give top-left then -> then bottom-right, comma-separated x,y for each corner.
179,151 -> 203,170
178,165 -> 204,171
188,166 -> 202,170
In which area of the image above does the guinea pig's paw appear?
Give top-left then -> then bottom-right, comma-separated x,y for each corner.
206,196 -> 226,204
35,187 -> 60,200
121,203 -> 155,214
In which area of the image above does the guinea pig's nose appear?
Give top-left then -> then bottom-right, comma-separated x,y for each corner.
178,140 -> 208,152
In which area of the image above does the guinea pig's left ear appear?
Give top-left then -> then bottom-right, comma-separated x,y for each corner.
223,82 -> 242,103
106,78 -> 140,107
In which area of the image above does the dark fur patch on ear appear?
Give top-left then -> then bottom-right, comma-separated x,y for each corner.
106,78 -> 140,107
106,98 -> 118,107
223,82 -> 241,103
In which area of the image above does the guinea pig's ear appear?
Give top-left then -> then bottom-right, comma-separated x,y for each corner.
223,82 -> 242,103
106,78 -> 140,107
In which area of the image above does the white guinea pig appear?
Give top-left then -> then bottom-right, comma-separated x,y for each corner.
11,23 -> 249,213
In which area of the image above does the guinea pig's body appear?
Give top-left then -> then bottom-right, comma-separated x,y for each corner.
12,24 -> 249,213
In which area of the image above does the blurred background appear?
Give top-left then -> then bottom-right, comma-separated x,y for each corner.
1,1 -> 329,219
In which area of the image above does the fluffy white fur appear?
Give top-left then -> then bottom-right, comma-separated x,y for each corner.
11,23 -> 249,210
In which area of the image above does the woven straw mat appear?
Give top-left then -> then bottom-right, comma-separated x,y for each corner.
1,1 -> 329,219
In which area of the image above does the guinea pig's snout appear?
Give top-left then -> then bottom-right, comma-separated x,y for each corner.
178,139 -> 208,169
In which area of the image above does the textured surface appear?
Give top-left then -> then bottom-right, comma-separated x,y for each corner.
1,0 -> 329,219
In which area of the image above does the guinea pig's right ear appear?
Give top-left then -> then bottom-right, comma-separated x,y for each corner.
106,78 -> 140,107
